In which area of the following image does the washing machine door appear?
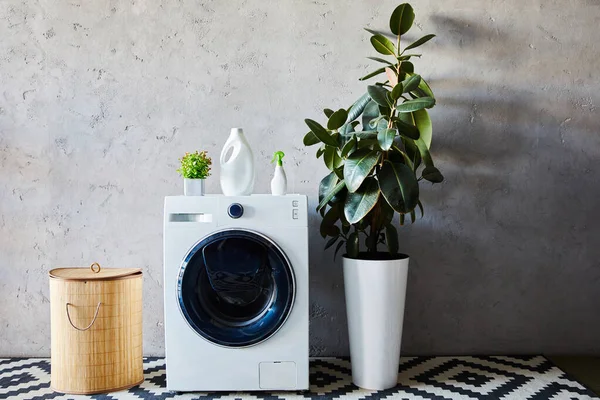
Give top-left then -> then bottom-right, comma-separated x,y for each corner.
177,229 -> 295,347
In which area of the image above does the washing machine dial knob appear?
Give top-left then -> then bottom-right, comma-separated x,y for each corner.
228,203 -> 244,219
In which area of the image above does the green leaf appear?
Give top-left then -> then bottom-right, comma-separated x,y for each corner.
400,61 -> 414,74
385,224 -> 399,255
303,131 -> 320,146
410,209 -> 416,223
341,135 -> 357,157
323,108 -> 335,118
377,128 -> 395,151
328,109 -> 349,130
413,109 -> 432,148
317,179 -> 346,211
359,67 -> 387,81
346,232 -> 359,258
397,54 -> 421,61
361,100 -> 380,131
401,74 -> 421,93
324,146 -> 343,170
355,130 -> 377,139
305,119 -> 338,146
391,83 -> 404,100
367,56 -> 394,66
319,172 -> 338,204
343,148 -> 380,193
422,165 -> 444,183
333,240 -> 345,260
365,234 -> 378,252
367,85 -> 391,107
316,146 -> 326,158
378,160 -> 419,213
324,236 -> 339,249
417,76 -> 435,98
346,93 -> 371,123
370,34 -> 397,56
389,3 -> 415,36
390,144 -> 414,169
334,166 -> 344,180
320,206 -> 341,238
394,118 -> 420,140
405,34 -> 436,51
396,97 -> 435,113
357,138 -> 380,150
417,200 -> 424,218
369,197 -> 395,232
344,178 -> 380,224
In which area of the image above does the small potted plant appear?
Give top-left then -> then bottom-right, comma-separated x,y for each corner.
302,3 -> 444,390
177,151 -> 212,196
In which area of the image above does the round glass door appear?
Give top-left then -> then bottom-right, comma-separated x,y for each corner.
177,229 -> 295,347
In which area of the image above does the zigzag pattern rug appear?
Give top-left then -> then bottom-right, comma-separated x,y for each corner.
0,356 -> 597,399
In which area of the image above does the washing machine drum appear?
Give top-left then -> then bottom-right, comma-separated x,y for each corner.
178,230 -> 295,347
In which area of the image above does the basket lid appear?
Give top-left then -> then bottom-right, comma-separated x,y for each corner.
49,263 -> 142,281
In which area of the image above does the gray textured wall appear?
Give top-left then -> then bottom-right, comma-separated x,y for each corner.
1,0 -> 599,357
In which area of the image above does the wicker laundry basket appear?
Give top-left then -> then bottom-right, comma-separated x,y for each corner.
49,263 -> 143,394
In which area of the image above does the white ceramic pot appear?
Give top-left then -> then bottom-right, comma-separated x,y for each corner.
183,178 -> 205,196
343,254 -> 409,390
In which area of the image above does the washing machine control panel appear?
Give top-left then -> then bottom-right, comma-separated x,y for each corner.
227,203 -> 244,219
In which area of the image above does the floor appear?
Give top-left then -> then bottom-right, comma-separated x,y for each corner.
548,356 -> 600,395
0,356 -> 598,399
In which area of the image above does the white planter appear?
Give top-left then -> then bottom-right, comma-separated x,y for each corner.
183,178 -> 205,196
343,254 -> 409,390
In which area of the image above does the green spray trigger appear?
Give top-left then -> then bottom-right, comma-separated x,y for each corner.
271,151 -> 285,166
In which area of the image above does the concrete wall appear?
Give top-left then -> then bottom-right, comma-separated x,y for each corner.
1,0 -> 599,356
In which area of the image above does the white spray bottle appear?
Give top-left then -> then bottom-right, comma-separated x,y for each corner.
270,151 -> 287,196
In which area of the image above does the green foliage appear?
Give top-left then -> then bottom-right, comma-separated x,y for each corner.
177,151 -> 212,179
302,3 -> 445,260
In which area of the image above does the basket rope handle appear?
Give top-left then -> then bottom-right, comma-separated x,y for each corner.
66,302 -> 102,331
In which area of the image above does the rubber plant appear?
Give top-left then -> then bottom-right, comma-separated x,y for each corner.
303,3 -> 444,260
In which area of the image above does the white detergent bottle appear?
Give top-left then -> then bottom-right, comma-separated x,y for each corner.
270,151 -> 287,196
220,128 -> 255,196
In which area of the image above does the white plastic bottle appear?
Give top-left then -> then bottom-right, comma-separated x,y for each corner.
270,151 -> 287,196
220,128 -> 255,196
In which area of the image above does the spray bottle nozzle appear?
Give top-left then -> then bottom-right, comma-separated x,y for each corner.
271,151 -> 285,166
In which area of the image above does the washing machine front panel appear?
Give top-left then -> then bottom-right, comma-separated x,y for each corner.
178,229 -> 295,348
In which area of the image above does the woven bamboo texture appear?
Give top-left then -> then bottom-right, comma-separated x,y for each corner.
49,269 -> 143,394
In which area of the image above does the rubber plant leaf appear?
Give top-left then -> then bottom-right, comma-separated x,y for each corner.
346,232 -> 359,259
343,148 -> 380,193
396,97 -> 435,113
327,109 -> 349,130
317,180 -> 346,211
377,128 -> 396,151
344,177 -> 380,224
385,224 -> 399,255
389,3 -> 415,36
304,119 -> 338,146
367,85 -> 391,107
404,34 -> 436,51
378,160 -> 419,213
370,34 -> 397,56
413,109 -> 432,148
345,93 -> 371,123
303,131 -> 320,146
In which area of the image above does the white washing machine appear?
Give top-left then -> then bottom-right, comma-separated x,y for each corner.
163,194 -> 309,391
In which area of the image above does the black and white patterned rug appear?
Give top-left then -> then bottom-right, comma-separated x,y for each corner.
0,357 -> 597,399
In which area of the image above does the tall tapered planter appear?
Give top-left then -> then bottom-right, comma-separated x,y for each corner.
343,255 -> 409,390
